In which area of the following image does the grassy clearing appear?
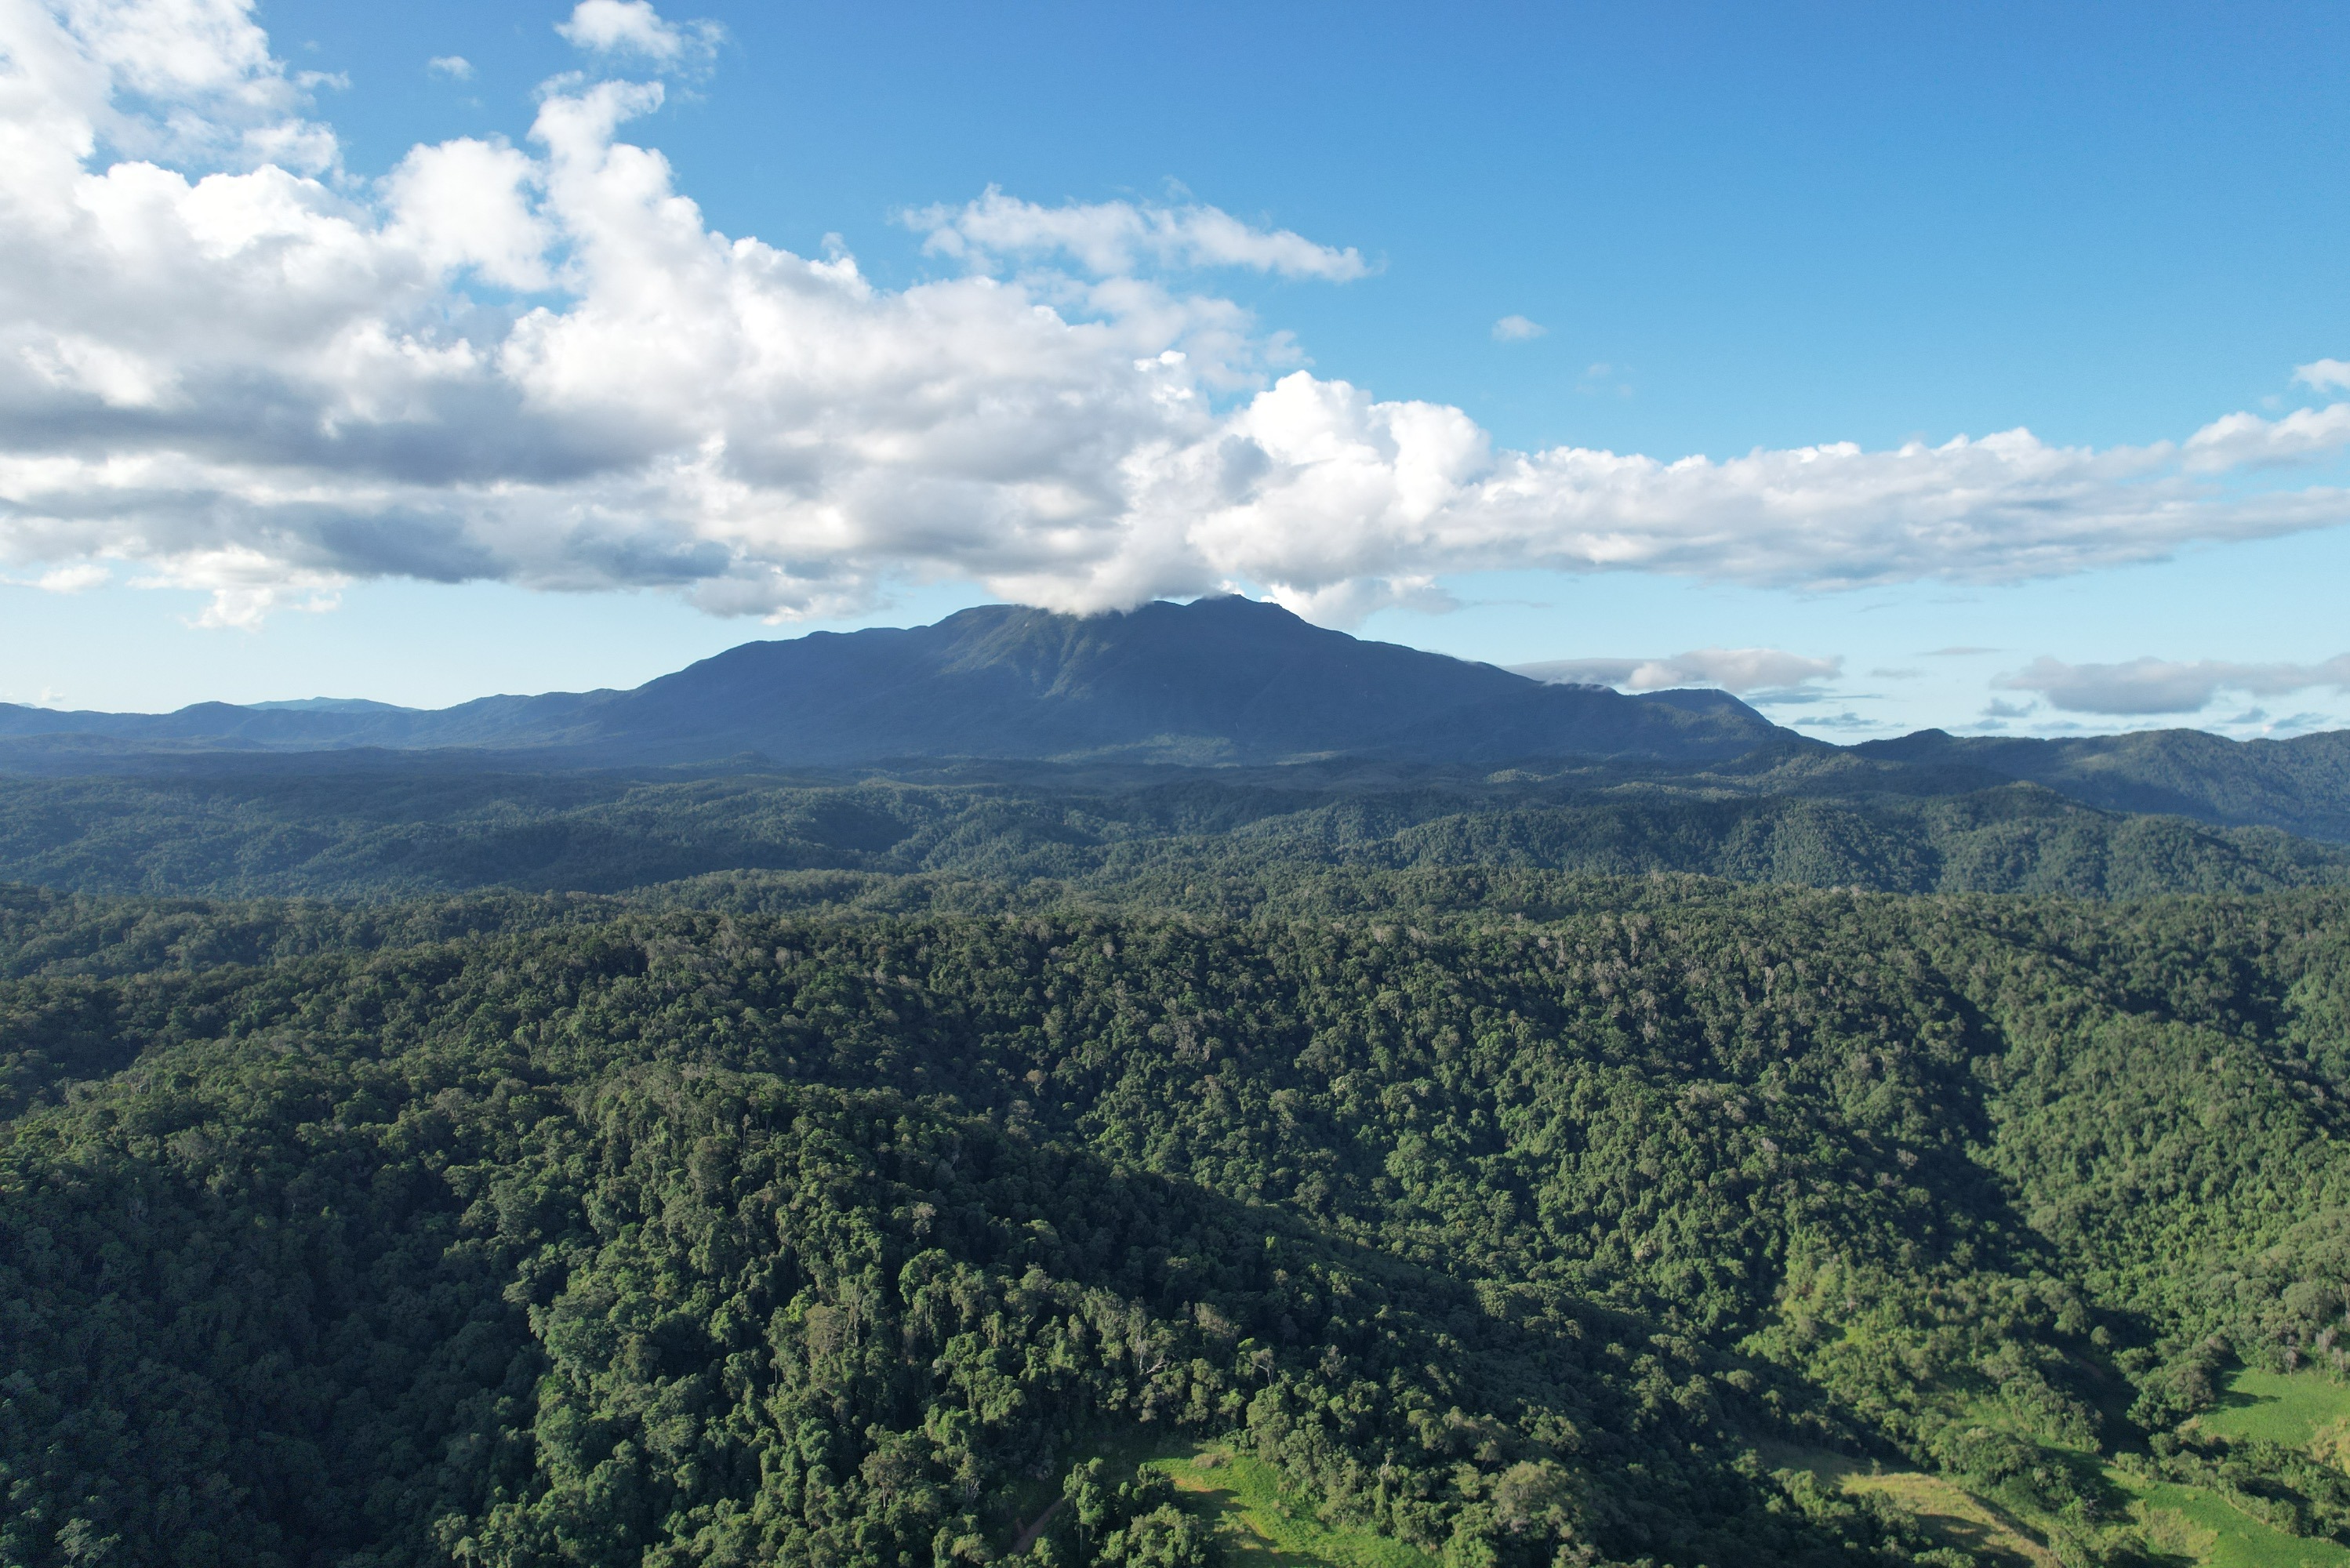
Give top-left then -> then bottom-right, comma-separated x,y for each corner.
2110,1367 -> 2350,1568
1150,1442 -> 1437,1568
2116,1473 -> 2350,1568
1057,1422 -> 2350,1568
993,1425 -> 1187,1552
2198,1369 -> 2350,1453
1755,1443 -> 2056,1568
1845,1472 -> 2060,1568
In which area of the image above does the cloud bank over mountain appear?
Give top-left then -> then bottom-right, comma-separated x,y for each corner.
1512,648 -> 1840,697
1997,654 -> 2350,715
5,0 -> 2350,630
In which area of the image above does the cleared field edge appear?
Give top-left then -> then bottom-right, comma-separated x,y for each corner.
1755,1442 -> 2057,1568
1149,1442 -> 1439,1568
2196,1369 -> 2350,1452
2133,1366 -> 2350,1567
2117,1472 -> 2350,1568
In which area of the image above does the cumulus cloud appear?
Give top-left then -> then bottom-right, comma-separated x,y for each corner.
555,0 -> 722,67
1491,314 -> 1545,342
1996,654 -> 2350,715
2181,402 -> 2350,470
34,561 -> 107,592
2295,358 -> 2350,391
1512,648 -> 1841,695
910,187 -> 1368,281
427,55 -> 473,80
20,0 -> 342,172
381,135 -> 555,290
5,0 -> 2350,630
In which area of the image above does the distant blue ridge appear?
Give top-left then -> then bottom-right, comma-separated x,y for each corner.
0,597 -> 1782,768
2,595 -> 2344,841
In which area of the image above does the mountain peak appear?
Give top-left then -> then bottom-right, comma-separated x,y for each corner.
582,597 -> 1789,764
0,598 -> 1793,769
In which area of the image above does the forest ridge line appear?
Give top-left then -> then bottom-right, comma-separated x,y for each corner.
1,595 -> 2345,844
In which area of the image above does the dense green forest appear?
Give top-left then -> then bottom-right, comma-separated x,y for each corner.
5,872 -> 2350,1567
2,757 -> 2345,904
1861,728 -> 2350,844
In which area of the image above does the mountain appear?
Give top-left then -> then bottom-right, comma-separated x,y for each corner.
1858,726 -> 2350,843
0,596 -> 1789,768
10,599 -> 2350,850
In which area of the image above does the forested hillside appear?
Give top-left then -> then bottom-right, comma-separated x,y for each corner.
5,877 -> 2350,1566
3,758 -> 2345,903
1863,728 -> 2350,844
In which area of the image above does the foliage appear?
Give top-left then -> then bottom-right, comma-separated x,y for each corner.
1864,728 -> 2350,844
1,760 -> 2345,905
2199,1370 -> 2350,1451
1150,1444 -> 1438,1568
4,877 -> 2350,1566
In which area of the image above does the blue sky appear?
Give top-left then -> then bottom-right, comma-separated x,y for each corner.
2,0 -> 2347,738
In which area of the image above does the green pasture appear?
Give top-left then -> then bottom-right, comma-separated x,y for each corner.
2198,1369 -> 2350,1452
2123,1475 -> 2350,1568
1149,1443 -> 1437,1568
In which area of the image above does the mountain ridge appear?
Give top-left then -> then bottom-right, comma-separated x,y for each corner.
0,596 -> 1787,768
1858,725 -> 2350,842
5,596 -> 2347,844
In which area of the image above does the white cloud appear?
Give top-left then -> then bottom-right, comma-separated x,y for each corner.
20,332 -> 178,407
1996,654 -> 2350,715
555,1 -> 721,68
3,0 -> 2350,631
1182,382 -> 2348,602
1511,647 -> 1841,695
35,561 -> 107,591
382,136 -> 553,290
2181,402 -> 2350,470
1491,314 -> 1544,342
20,0 -> 343,172
127,546 -> 345,627
1265,574 -> 1455,625
910,187 -> 1368,281
2294,358 -> 2350,391
427,55 -> 473,81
